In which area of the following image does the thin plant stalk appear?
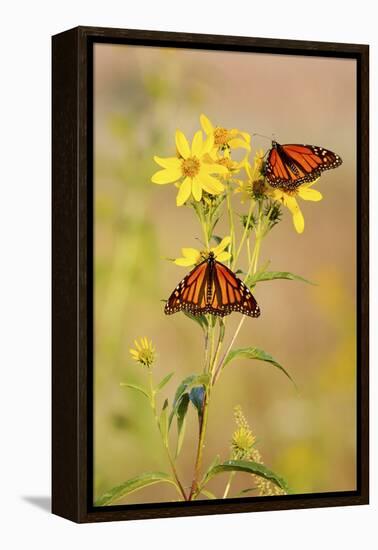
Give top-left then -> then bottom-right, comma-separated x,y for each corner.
148,372 -> 187,501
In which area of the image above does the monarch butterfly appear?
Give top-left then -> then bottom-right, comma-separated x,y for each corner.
265,141 -> 342,190
165,252 -> 260,318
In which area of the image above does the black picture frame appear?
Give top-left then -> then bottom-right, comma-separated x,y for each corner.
52,26 -> 369,523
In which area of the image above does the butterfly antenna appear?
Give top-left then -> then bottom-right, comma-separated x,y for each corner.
195,237 -> 206,248
252,133 -> 273,142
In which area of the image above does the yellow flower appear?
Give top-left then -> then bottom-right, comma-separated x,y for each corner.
200,113 -> 251,153
231,406 -> 285,496
174,236 -> 232,267
129,337 -> 156,368
151,130 -> 228,206
268,179 -> 322,234
235,149 -> 266,203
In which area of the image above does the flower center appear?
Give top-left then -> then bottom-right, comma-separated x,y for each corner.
214,127 -> 231,146
252,179 -> 267,197
181,156 -> 200,178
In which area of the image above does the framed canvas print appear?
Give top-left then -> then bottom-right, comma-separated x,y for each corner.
52,26 -> 369,523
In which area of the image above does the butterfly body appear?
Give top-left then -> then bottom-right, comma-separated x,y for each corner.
165,252 -> 260,318
265,141 -> 342,190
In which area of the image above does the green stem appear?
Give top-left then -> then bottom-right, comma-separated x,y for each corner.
233,199 -> 255,270
226,183 -> 236,266
188,384 -> 211,500
212,215 -> 264,386
148,373 -> 187,501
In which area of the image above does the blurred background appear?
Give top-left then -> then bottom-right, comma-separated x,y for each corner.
94,44 -> 356,504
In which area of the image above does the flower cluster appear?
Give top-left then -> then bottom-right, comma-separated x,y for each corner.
152,114 -> 325,233
231,406 -> 285,496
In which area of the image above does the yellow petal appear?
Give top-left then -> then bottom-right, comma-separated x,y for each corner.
174,256 -> 197,266
176,177 -> 192,206
199,173 -> 225,195
201,132 -> 215,155
298,188 -> 323,201
192,176 -> 203,201
182,247 -> 200,260
151,168 -> 181,184
191,131 -> 203,157
268,187 -> 283,201
285,196 -> 304,233
216,251 -> 231,263
200,113 -> 214,134
239,131 -> 251,143
202,162 -> 228,175
293,209 -> 305,233
175,130 -> 190,159
300,178 -> 320,189
134,340 -> 141,350
153,156 -> 181,170
129,349 -> 138,357
212,235 -> 231,256
228,137 -> 251,150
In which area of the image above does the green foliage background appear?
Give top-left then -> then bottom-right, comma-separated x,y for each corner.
94,44 -> 357,503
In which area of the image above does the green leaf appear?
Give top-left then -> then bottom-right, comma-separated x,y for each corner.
183,310 -> 208,331
224,347 -> 296,387
189,386 -> 206,420
246,270 -> 315,287
169,373 -> 210,427
201,455 -> 221,487
176,393 -> 190,457
156,372 -> 174,392
120,383 -> 150,399
159,399 -> 169,446
204,459 -> 290,493
95,472 -> 176,506
212,235 -> 223,245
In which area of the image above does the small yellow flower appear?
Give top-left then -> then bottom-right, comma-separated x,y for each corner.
268,179 -> 322,234
174,236 -> 232,267
151,130 -> 228,206
231,406 -> 285,496
200,114 -> 251,153
235,149 -> 266,203
129,337 -> 156,368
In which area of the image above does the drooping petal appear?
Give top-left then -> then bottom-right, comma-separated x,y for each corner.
228,138 -> 251,151
192,176 -> 203,202
199,173 -> 225,195
285,196 -> 304,233
175,130 -> 190,159
239,131 -> 251,143
176,176 -> 192,206
298,188 -> 323,201
228,137 -> 251,150
191,131 -> 204,157
153,156 -> 182,170
151,168 -> 181,184
216,251 -> 231,263
200,113 -> 214,135
212,235 -> 231,257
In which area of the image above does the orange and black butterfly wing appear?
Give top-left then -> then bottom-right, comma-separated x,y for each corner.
265,143 -> 342,190
164,259 -> 209,316
207,261 -> 260,318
